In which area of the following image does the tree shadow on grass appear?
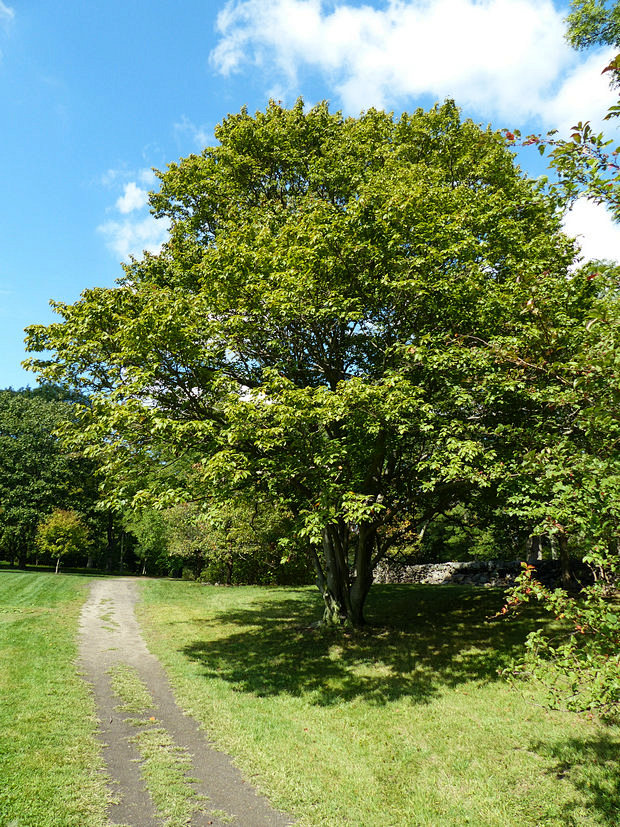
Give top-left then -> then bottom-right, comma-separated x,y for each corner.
180,584 -> 546,707
529,733 -> 620,826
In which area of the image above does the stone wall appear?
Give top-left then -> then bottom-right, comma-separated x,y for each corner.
372,558 -> 588,588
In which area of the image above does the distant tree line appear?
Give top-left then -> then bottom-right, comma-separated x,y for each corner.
0,386 -> 313,582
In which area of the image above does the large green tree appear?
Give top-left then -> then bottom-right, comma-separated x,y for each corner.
26,100 -> 583,625
566,0 -> 620,54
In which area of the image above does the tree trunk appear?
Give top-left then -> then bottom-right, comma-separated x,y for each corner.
550,534 -> 559,561
558,532 -> 571,588
119,531 -> 125,574
319,523 -> 351,625
193,551 -> 205,580
105,512 -> 114,573
314,521 -> 375,627
349,523 -> 375,626
527,535 -> 542,564
55,556 -> 60,574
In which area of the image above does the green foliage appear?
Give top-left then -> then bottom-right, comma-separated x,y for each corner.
505,0 -> 620,217
566,0 -> 620,51
164,499 -> 313,584
498,1 -> 620,715
122,508 -> 171,575
0,387 -> 100,566
506,122 -> 620,221
199,498 -> 313,585
500,266 -> 620,715
36,508 -> 91,572
25,99 -> 582,624
504,565 -> 620,718
122,499 -> 313,584
164,503 -> 213,579
417,503 -> 514,562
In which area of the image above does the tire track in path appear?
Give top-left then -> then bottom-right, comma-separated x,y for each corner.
78,577 -> 294,827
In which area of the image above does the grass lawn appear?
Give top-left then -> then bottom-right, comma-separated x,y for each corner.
138,581 -> 620,827
0,570 -> 109,827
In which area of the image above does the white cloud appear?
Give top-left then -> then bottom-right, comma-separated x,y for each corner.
99,167 -> 168,261
101,166 -> 157,189
174,115 -> 213,149
544,48 -> 618,133
0,2 -> 14,23
563,199 -> 620,264
210,0 -> 616,127
138,168 -> 158,187
115,182 -> 149,214
98,215 -> 170,262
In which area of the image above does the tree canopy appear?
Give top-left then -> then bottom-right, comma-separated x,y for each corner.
566,0 -> 620,53
26,100 -> 589,625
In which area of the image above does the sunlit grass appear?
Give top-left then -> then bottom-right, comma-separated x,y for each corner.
138,581 -> 620,826
0,571 -> 109,827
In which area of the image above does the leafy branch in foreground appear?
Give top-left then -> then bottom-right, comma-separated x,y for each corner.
504,0 -> 620,218
496,2 -> 620,719
499,264 -> 620,717
504,121 -> 620,220
502,564 -> 620,719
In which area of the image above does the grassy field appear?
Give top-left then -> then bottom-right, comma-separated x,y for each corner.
1,571 -> 618,826
138,581 -> 620,827
0,570 -> 109,827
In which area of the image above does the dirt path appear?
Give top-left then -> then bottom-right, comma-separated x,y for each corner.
78,577 -> 294,827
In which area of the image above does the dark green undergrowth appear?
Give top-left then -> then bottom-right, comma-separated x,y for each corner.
0,571 -> 109,827
138,581 -> 620,827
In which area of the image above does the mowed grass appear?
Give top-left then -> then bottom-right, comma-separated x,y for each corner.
138,581 -> 620,827
0,571 -> 109,827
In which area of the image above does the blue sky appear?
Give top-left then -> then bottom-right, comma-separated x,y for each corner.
1,0 -> 618,388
